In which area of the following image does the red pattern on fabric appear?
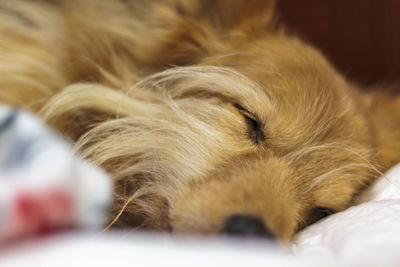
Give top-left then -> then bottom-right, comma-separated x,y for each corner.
10,188 -> 75,237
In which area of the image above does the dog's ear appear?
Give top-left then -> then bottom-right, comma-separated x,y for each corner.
177,0 -> 276,33
142,0 -> 276,68
39,84 -> 135,141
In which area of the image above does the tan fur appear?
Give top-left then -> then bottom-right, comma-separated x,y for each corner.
1,0 -> 399,241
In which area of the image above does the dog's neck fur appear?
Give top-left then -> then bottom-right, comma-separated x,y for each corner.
366,92 -> 400,170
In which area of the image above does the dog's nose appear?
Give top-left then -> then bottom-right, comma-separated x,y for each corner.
221,214 -> 275,239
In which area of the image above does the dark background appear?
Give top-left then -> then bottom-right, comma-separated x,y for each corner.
276,0 -> 400,86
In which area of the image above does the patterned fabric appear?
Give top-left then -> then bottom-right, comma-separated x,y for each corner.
0,107 -> 111,242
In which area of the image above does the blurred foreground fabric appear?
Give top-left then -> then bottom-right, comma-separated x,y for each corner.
0,107 -> 111,242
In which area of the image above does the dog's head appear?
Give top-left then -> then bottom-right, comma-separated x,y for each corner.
144,61 -> 375,241
41,0 -> 378,241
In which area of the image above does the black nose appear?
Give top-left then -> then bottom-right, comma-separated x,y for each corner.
221,214 -> 275,239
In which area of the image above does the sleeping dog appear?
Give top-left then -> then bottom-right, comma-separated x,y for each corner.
1,0 -> 399,241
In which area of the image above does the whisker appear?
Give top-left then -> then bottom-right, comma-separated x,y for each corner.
308,162 -> 374,191
103,187 -> 149,231
287,142 -> 380,176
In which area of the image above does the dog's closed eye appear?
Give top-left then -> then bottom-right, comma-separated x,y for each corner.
308,206 -> 335,224
233,103 -> 265,145
296,206 -> 335,233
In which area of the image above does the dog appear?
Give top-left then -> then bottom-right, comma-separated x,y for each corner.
1,0 -> 399,242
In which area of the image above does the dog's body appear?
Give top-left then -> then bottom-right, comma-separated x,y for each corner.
1,0 -> 399,241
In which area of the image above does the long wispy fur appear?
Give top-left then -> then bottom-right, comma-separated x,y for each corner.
1,0 -> 399,240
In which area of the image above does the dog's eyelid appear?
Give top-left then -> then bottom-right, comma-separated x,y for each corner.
307,206 -> 335,224
232,103 -> 256,119
233,103 -> 265,145
316,206 -> 335,214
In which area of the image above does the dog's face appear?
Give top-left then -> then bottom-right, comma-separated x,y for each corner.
164,37 -> 376,240
67,38 -> 376,241
36,0 -> 379,241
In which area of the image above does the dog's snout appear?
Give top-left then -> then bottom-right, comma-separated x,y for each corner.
221,214 -> 275,239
